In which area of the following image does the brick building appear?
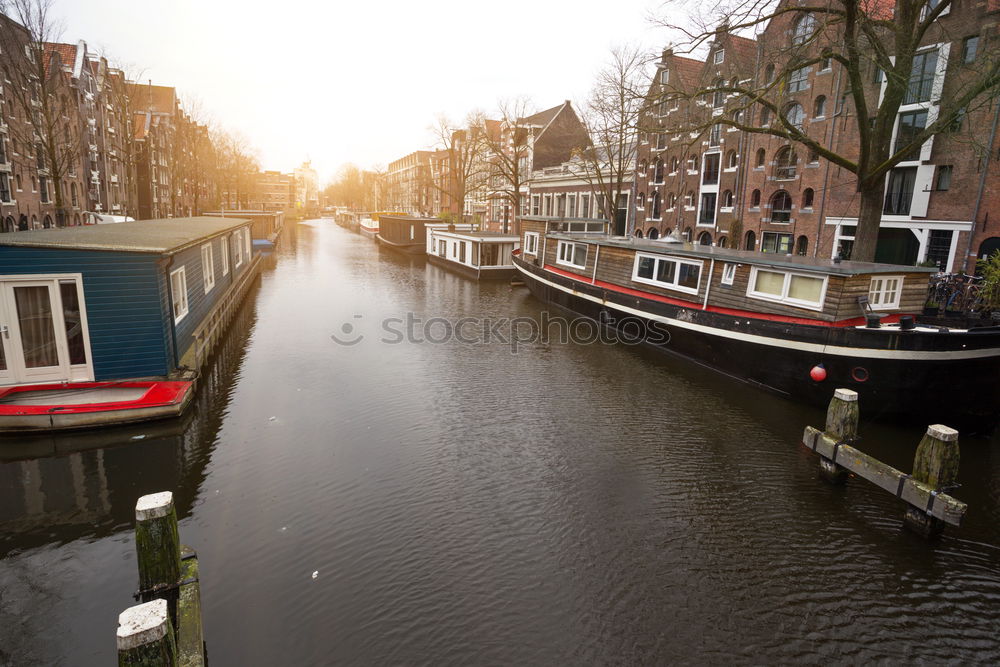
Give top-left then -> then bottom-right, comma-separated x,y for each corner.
252,170 -> 295,212
385,150 -> 433,216
635,1 -> 1000,272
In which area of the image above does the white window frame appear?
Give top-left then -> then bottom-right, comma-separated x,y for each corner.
170,266 -> 189,323
556,240 -> 588,269
869,275 -> 904,309
714,49 -> 725,64
747,267 -> 828,311
201,243 -> 215,293
721,263 -> 737,286
221,237 -> 230,275
524,231 -> 539,255
244,227 -> 252,260
233,230 -> 244,268
631,252 -> 703,295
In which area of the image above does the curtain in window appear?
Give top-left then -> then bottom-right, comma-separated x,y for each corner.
14,285 -> 59,368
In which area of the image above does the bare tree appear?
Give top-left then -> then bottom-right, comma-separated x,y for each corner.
428,111 -> 491,226
479,97 -> 535,233
571,46 -> 648,235
655,0 -> 1000,261
0,0 -> 86,226
212,128 -> 259,209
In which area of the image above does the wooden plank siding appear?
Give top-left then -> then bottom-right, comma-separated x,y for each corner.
172,227 -> 253,365
830,272 -> 928,320
0,247 -> 170,379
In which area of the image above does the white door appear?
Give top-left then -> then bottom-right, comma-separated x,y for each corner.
0,277 -> 92,385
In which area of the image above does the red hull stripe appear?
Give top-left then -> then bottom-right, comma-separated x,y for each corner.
542,264 -> 894,328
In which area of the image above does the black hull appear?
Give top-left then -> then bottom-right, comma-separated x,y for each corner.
514,256 -> 1000,429
428,254 -> 517,281
375,234 -> 426,255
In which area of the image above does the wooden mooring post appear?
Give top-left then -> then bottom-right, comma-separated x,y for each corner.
116,491 -> 205,666
802,389 -> 967,538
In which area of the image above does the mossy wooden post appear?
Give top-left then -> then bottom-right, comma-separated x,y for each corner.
135,492 -> 182,598
904,424 -> 960,538
117,599 -> 177,667
819,388 -> 858,484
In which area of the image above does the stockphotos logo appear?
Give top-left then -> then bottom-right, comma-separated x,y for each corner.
331,311 -> 670,353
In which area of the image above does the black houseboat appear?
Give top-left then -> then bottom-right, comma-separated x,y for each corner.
513,216 -> 1000,426
376,215 -> 436,254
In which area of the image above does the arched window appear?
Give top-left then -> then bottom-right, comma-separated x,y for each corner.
726,150 -> 738,169
648,227 -> 660,240
687,154 -> 697,171
1,215 -> 13,232
639,158 -> 647,172
718,237 -> 728,248
683,227 -> 693,242
785,103 -> 805,130
769,190 -> 793,222
685,190 -> 694,207
774,146 -> 798,179
761,107 -> 771,125
667,192 -> 676,209
755,148 -> 766,168
654,158 -> 664,183
721,190 -> 734,208
803,187 -> 815,208
698,231 -> 713,245
635,229 -> 643,238
792,13 -> 818,45
745,230 -> 756,250
796,235 -> 809,256
751,189 -> 761,207
670,155 -> 679,172
765,63 -> 775,83
712,78 -> 726,108
71,181 -> 78,207
43,214 -> 52,228
73,212 -> 80,226
31,214 -> 38,228
651,191 -> 661,219
814,95 -> 827,118
637,192 -> 646,209
17,214 -> 27,230
14,173 -> 21,190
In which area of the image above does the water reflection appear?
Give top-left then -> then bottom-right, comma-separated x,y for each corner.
0,286 -> 258,558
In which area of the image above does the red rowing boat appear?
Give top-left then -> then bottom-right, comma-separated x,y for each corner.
0,380 -> 194,433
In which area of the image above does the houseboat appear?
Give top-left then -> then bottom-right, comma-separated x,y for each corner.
427,227 -> 520,280
376,215 -> 436,254
513,216 -> 1000,426
0,216 -> 261,432
203,209 -> 284,249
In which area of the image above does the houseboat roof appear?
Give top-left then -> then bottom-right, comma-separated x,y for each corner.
550,233 -> 936,276
0,217 -> 250,255
432,230 -> 521,241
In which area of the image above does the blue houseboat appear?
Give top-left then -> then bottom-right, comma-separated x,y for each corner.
0,217 -> 260,431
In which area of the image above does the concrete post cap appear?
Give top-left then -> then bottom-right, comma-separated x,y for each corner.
135,491 -> 174,521
833,388 -> 858,402
927,424 -> 959,442
116,599 -> 168,650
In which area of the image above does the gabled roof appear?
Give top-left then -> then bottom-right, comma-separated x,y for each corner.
519,101 -> 567,129
127,83 -> 178,115
727,35 -> 757,65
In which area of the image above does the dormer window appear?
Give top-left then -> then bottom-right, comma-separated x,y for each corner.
660,69 -> 670,84
714,49 -> 725,65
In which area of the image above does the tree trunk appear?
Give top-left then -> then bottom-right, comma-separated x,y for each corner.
851,182 -> 884,263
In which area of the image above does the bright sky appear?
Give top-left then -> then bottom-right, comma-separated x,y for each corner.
55,0 -> 666,184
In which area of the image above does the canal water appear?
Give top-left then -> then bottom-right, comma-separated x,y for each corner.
3,220 -> 1000,665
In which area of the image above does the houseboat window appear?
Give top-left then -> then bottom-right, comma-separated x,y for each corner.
438,240 -> 446,257
721,263 -> 737,285
869,276 -> 903,309
524,232 -> 539,255
459,242 -> 467,263
557,241 -> 588,269
234,231 -> 243,268
410,225 -> 415,240
749,268 -> 826,310
632,253 -> 702,294
59,280 -> 87,365
221,237 -> 230,275
202,243 -> 215,293
170,267 -> 189,323
244,228 -> 252,261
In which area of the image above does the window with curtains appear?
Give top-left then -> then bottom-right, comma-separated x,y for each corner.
202,243 -> 215,293
748,267 -> 827,309
633,253 -> 702,294
221,237 -> 230,275
170,267 -> 189,322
